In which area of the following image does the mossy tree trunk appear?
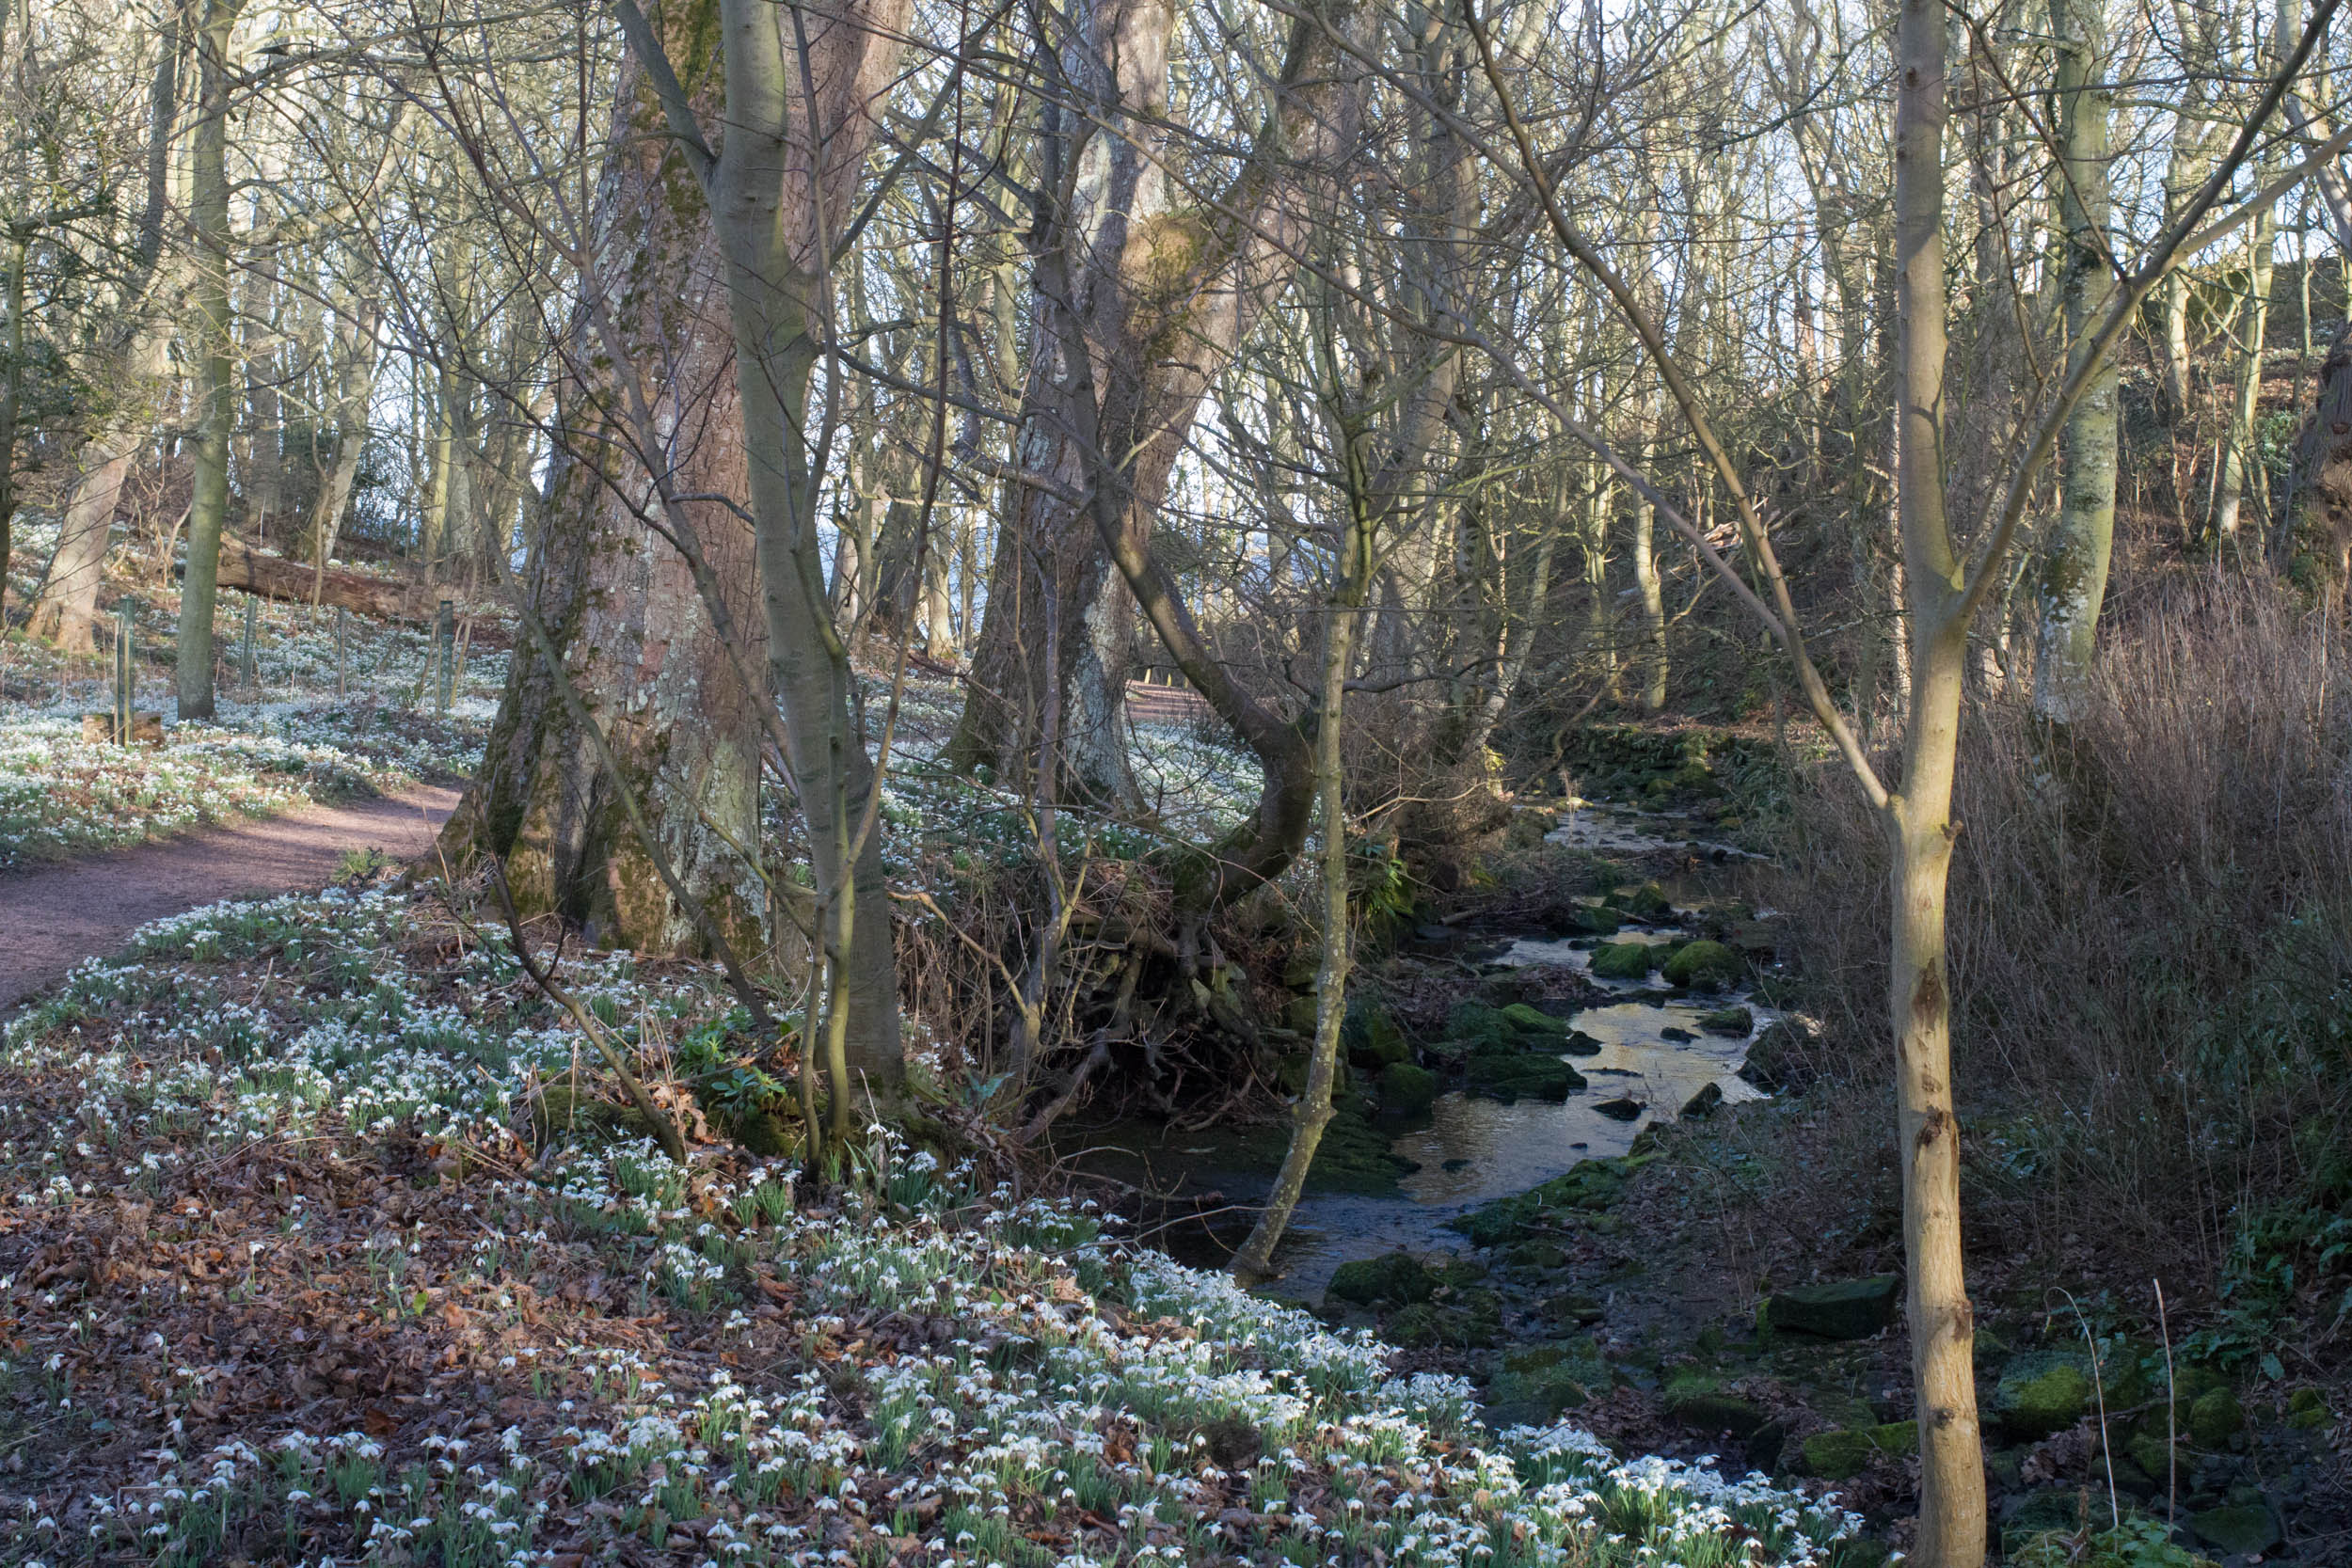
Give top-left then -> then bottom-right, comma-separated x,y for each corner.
949,0 -> 1357,811
440,16 -> 774,966
2032,0 -> 2119,720
451,0 -> 912,1114
31,5 -> 183,654
174,0 -> 242,722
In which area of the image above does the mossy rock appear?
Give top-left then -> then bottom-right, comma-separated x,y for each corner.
526,1081 -> 642,1145
1343,1000 -> 1411,1066
1505,811 -> 1556,849
1491,1344 -> 1604,1420
1384,1301 -> 1497,1349
1282,994 -> 1321,1033
1993,1351 -> 2094,1437
1763,1275 -> 1900,1340
1502,1002 -> 1569,1037
1590,941 -> 1657,980
2287,1386 -> 2329,1429
732,1106 -> 799,1157
1454,1156 -> 1645,1246
1801,1429 -> 1879,1480
1438,1001 -> 1517,1056
1593,1096 -> 1645,1121
2188,1501 -> 2280,1557
2126,1429 -> 2175,1481
1300,1107 -> 1418,1194
1378,1061 -> 1438,1116
1697,1006 -> 1753,1037
1509,1238 -> 1569,1271
1661,939 -> 1744,990
1327,1250 -> 1437,1307
1619,880 -> 1676,921
1572,903 -> 1624,935
1561,1028 -> 1604,1056
1739,1020 -> 1817,1092
1540,1291 -> 1608,1326
1679,1083 -> 1724,1119
1867,1419 -> 1917,1456
1466,1051 -> 1584,1103
2186,1386 -> 2243,1448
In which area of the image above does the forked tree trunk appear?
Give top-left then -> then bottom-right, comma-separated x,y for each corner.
453,0 -> 911,1108
949,0 -> 1358,806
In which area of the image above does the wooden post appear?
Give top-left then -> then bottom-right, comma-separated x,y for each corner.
239,594 -> 256,694
335,605 -> 348,698
436,597 -> 453,713
113,599 -> 135,746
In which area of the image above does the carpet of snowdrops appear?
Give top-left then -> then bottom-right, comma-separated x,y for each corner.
0,585 -> 501,866
0,887 -> 1863,1568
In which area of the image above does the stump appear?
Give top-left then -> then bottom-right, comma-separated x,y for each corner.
82,711 -> 166,746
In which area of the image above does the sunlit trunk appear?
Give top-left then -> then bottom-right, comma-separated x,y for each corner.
2033,0 -> 2119,720
1890,0 -> 1987,1557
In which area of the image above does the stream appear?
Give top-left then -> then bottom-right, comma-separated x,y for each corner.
1250,802 -> 1778,1302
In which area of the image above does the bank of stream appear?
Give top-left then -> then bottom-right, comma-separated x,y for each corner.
1060,792 -> 2344,1563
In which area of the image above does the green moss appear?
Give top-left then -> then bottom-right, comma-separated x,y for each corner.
1800,1430 -> 1877,1480
1377,1061 -> 1438,1116
1465,1051 -> 1584,1103
2186,1386 -> 2243,1447
1993,1351 -> 2095,1437
1661,940 -> 1744,990
1454,1156 -> 1647,1247
1590,941 -> 1657,979
1327,1251 -> 1435,1307
1501,1002 -> 1568,1036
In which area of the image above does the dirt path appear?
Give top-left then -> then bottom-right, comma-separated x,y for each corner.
0,784 -> 462,1015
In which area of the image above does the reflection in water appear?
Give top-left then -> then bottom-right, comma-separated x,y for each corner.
1261,942 -> 1772,1301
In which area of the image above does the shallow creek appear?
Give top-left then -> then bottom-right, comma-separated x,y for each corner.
1253,805 -> 1775,1303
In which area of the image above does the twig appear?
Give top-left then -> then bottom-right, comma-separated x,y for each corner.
482,858 -> 687,1164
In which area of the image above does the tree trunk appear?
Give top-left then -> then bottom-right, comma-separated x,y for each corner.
439,40 -> 772,966
2213,189 -> 2277,543
949,0 -> 1357,807
243,243 -> 283,552
310,291 -> 382,585
31,9 -> 183,654
1631,467 -> 1668,710
210,537 -> 463,620
2033,0 -> 2120,720
1890,0 -> 1987,1558
0,237 -> 25,612
455,0 -> 913,1113
175,0 -> 242,722
1231,359 -> 1376,1282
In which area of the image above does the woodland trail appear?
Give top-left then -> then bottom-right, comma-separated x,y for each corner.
0,782 -> 461,1015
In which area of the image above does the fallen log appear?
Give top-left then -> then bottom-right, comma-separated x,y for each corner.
182,538 -> 479,622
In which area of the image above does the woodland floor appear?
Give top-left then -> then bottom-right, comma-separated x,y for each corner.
0,781 -> 460,1013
